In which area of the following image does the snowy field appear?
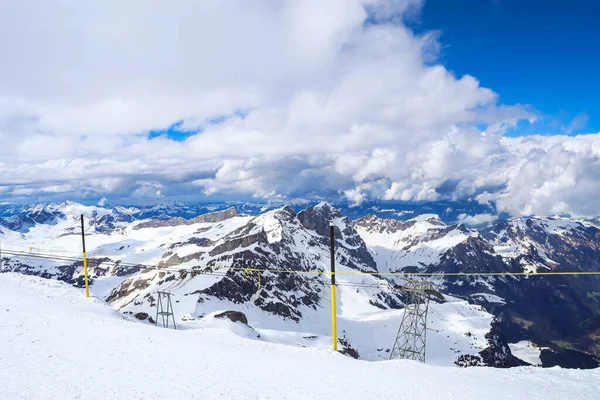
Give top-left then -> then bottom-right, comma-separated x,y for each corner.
1,273 -> 598,400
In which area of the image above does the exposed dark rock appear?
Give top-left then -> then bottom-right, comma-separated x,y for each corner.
189,207 -> 238,224
298,203 -> 378,272
106,277 -> 153,304
455,354 -> 484,367
479,321 -> 529,368
339,338 -> 360,359
209,226 -> 265,257
0,208 -> 65,232
259,300 -> 300,322
134,207 -> 238,229
194,206 -> 402,324
539,347 -> 599,369
354,214 -> 411,234
214,310 -> 249,325
134,312 -> 149,320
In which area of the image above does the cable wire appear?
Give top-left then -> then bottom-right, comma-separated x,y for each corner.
3,246 -> 600,277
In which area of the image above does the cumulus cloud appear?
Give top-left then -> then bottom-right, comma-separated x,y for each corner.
0,0 -> 598,217
457,213 -> 498,226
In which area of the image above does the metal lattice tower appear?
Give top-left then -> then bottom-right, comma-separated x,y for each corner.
389,280 -> 443,362
155,291 -> 177,329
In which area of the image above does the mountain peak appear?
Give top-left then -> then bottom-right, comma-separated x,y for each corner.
353,214 -> 410,234
314,201 -> 334,211
297,202 -> 346,236
280,205 -> 297,217
189,207 -> 238,224
408,213 -> 445,225
310,201 -> 342,218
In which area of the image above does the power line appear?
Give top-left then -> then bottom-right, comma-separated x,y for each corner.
0,249 -> 231,279
0,243 -> 85,256
1,247 -> 332,277
2,246 -> 600,278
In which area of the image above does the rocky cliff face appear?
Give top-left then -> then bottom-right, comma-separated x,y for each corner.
91,203 -> 402,327
134,207 -> 239,229
355,214 -> 600,368
479,321 -> 530,368
0,207 -> 65,232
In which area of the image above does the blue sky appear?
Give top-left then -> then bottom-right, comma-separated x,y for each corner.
408,0 -> 600,136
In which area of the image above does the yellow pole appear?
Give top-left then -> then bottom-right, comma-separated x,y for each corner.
83,252 -> 90,298
80,215 -> 90,298
330,223 -> 337,351
331,283 -> 337,351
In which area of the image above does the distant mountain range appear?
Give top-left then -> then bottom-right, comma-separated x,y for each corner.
0,199 -> 499,225
0,201 -> 598,368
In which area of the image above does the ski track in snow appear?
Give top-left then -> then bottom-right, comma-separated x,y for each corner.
1,273 -> 598,400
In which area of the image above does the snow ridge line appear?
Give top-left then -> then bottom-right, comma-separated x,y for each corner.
3,247 -> 600,277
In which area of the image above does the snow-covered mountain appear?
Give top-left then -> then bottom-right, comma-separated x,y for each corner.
354,213 -> 479,272
355,213 -> 600,368
0,199 -> 497,227
1,202 -> 598,368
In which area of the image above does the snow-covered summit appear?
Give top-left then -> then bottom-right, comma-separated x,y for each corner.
354,213 -> 478,272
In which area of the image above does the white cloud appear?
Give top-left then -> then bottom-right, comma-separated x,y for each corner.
1,0 -> 598,217
564,112 -> 589,135
457,213 -> 498,226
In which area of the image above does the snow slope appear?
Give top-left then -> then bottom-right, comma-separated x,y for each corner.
354,214 -> 477,272
509,341 -> 545,367
0,273 -> 597,400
